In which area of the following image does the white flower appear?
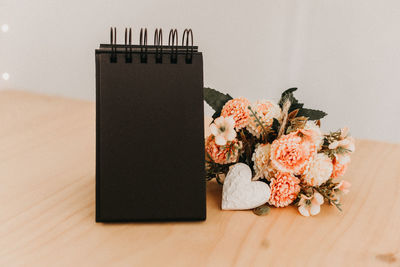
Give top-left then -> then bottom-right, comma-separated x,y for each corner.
246,100 -> 281,138
209,116 -> 236,146
329,137 -> 355,152
340,127 -> 349,139
298,192 -> 324,217
302,153 -> 333,186
252,144 -> 273,179
303,121 -> 324,150
328,127 -> 355,153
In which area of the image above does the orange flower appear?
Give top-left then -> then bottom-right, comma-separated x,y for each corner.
331,154 -> 351,178
205,135 -> 242,164
221,97 -> 251,130
270,131 -> 316,175
269,172 -> 300,207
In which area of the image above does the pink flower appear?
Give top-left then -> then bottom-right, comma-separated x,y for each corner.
221,97 -> 251,130
269,172 -> 300,207
209,116 -> 236,146
246,100 -> 281,138
205,135 -> 242,164
331,154 -> 351,178
335,180 -> 351,194
298,192 -> 324,217
270,131 -> 317,175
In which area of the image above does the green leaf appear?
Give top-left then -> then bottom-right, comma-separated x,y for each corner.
279,88 -> 297,106
297,108 -> 327,120
253,204 -> 270,216
280,87 -> 298,102
278,88 -> 305,113
203,87 -> 233,119
278,88 -> 327,120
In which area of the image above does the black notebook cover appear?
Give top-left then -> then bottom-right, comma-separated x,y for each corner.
95,36 -> 206,222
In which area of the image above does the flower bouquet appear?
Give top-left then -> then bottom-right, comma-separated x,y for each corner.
204,88 -> 354,216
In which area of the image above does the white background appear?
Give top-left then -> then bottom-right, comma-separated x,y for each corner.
1,0 -> 399,143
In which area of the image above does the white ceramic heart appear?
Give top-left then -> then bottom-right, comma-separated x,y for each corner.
222,163 -> 270,210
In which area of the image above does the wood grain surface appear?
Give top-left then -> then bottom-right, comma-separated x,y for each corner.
0,90 -> 399,267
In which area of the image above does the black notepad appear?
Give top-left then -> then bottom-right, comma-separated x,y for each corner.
95,28 -> 206,222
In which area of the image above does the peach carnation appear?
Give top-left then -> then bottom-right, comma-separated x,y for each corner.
252,144 -> 275,179
221,97 -> 251,130
246,100 -> 281,138
270,131 -> 317,175
302,121 -> 324,150
331,154 -> 351,178
205,135 -> 242,164
302,153 -> 333,186
269,172 -> 300,207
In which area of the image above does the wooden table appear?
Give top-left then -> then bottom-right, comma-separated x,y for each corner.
1,90 -> 399,267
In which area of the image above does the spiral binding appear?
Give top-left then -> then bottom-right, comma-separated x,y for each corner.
108,27 -> 195,64
125,28 -> 132,63
168,29 -> 178,64
110,27 -> 117,63
140,28 -> 148,63
154,28 -> 163,63
182,29 -> 193,64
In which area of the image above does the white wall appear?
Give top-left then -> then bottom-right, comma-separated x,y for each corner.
1,0 -> 399,143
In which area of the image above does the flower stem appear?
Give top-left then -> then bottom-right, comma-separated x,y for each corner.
248,106 -> 269,139
314,187 -> 342,212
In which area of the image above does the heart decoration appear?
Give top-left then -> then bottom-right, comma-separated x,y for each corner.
222,163 -> 271,210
